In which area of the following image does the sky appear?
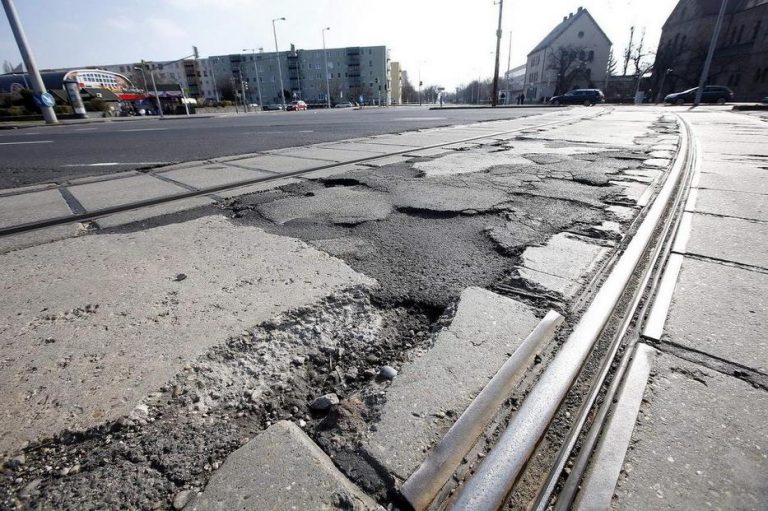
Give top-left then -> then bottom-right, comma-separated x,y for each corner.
1,0 -> 679,89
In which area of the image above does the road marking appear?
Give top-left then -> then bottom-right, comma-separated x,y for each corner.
243,130 -> 315,135
61,162 -> 171,167
73,127 -> 98,132
393,117 -> 447,121
120,128 -> 170,132
0,140 -> 53,146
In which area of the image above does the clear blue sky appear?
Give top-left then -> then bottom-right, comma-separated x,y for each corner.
1,0 -> 678,89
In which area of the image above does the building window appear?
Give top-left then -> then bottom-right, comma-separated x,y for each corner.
578,31 -> 584,38
753,20 -> 762,41
588,50 -> 594,62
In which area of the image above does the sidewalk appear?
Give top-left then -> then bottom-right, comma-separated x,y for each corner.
597,110 -> 768,510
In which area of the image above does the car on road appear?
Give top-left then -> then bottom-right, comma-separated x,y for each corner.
333,102 -> 356,108
262,104 -> 284,111
287,100 -> 308,111
664,86 -> 734,105
549,89 -> 605,106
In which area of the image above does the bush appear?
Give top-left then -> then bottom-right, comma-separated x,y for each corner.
53,105 -> 73,115
0,106 -> 28,117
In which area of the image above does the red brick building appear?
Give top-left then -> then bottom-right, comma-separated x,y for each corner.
652,0 -> 768,101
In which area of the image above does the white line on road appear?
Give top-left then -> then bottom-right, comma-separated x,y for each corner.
393,117 -> 447,121
73,128 -> 98,131
61,162 -> 171,167
120,128 -> 170,132
0,140 -> 53,146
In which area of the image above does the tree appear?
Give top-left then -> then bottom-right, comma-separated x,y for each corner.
547,45 -> 592,95
2,60 -> 23,74
606,51 -> 618,77
401,70 -> 417,103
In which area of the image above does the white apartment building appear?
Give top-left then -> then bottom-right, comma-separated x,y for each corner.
523,7 -> 611,102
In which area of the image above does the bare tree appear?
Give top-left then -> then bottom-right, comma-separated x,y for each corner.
606,51 -> 618,77
401,70 -> 417,103
547,45 -> 592,95
2,60 -> 23,74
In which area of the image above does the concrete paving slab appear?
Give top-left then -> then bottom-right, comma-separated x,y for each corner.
0,189 -> 73,229
665,257 -> 767,374
360,155 -> 412,168
697,162 -> 768,195
230,154 -> 333,173
66,170 -> 143,186
610,180 -> 651,203
0,216 -> 374,453
612,352 -> 768,511
157,165 -> 272,190
94,196 -> 215,230
682,213 -> 768,269
520,233 -> 609,293
190,421 -> 376,511
364,287 -> 539,480
213,177 -> 303,199
323,141 -> 418,153
403,147 -> 454,158
0,182 -> 57,197
258,187 -> 393,225
518,267 -> 580,298
68,174 -> 187,211
524,112 -> 659,147
689,188 -> 768,222
269,145 -> 385,162
0,223 -> 80,256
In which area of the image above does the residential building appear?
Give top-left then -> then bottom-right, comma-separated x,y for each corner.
523,7 -> 612,102
503,64 -> 527,102
204,45 -> 391,105
652,0 -> 768,102
390,61 -> 402,104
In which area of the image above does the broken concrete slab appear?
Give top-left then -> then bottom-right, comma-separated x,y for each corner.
269,145 -> 386,162
68,174 -> 187,211
0,189 -> 72,229
94,196 -> 215,230
682,213 -> 768,269
364,287 -> 540,480
258,187 -> 393,225
190,421 -> 377,511
519,232 -> 610,297
413,150 -> 532,177
612,353 -> 768,511
664,257 -> 767,374
0,216 -> 374,454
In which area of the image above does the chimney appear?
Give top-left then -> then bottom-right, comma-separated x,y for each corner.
569,12 -> 574,18
563,16 -> 567,22
578,6 -> 583,12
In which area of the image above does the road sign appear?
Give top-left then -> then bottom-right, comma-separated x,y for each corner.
34,92 -> 55,108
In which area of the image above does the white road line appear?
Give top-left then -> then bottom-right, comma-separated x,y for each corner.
393,117 -> 447,121
0,140 -> 53,146
61,162 -> 170,167
73,127 -> 98,131
120,128 -> 170,132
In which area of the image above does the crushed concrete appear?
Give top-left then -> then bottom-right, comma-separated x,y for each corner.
0,216 -> 373,455
258,186 -> 393,225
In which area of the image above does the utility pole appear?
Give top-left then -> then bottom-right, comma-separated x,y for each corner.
322,27 -> 332,108
141,61 -> 164,118
491,0 -> 504,107
694,0 -> 728,107
506,30 -> 512,104
272,17 -> 287,110
210,59 -> 220,102
243,49 -> 264,110
2,0 -> 57,124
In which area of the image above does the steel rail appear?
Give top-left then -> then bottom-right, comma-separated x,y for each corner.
447,114 -> 692,511
551,116 -> 698,511
0,109 -> 607,238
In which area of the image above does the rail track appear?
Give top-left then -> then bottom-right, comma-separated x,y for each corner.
398,112 -> 697,510
0,108 -> 609,238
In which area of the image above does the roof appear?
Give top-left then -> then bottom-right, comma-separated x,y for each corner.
528,7 -> 612,55
666,0 -> 768,24
82,88 -> 121,101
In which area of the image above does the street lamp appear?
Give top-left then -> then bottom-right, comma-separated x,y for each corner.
135,62 -> 164,118
243,48 -> 264,111
322,27 -> 332,109
272,17 -> 287,110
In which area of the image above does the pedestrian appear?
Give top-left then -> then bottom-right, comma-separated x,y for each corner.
520,93 -> 525,105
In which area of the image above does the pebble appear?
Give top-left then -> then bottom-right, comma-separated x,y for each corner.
291,356 -> 305,366
173,489 -> 193,509
379,365 -> 398,380
6,454 -> 25,468
129,404 -> 150,422
363,368 -> 377,379
310,393 -> 339,411
173,273 -> 187,282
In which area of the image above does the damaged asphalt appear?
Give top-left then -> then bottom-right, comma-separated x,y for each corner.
0,112 -> 678,510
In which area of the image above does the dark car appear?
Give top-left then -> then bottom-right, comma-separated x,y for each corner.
664,86 -> 734,105
549,89 -> 605,106
262,104 -> 284,111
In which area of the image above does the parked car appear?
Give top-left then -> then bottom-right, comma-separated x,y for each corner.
333,102 -> 356,108
549,89 -> 605,106
262,104 -> 284,111
287,100 -> 308,111
664,86 -> 734,105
